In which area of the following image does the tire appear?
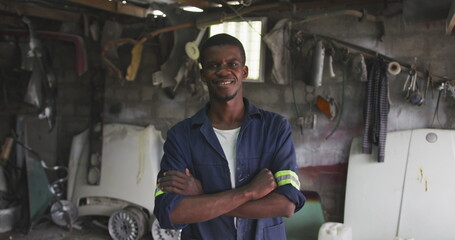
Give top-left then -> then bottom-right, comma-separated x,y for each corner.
108,206 -> 148,240
151,218 -> 181,240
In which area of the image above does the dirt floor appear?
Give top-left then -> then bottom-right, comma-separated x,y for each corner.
0,216 -> 155,240
0,218 -> 110,240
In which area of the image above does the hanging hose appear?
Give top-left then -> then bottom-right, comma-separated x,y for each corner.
288,40 -> 306,134
325,41 -> 346,140
290,53 -> 301,117
288,35 -> 317,134
325,66 -> 345,140
290,54 -> 306,134
432,85 -> 444,128
101,23 -> 194,81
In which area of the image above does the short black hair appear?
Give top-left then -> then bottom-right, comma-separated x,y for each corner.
199,33 -> 246,66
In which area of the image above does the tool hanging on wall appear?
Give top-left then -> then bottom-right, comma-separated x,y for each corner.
125,43 -> 144,81
387,61 -> 401,76
164,27 -> 207,99
102,23 -> 194,83
296,34 -> 348,138
325,41 -> 349,140
403,67 -> 424,106
424,64 -> 434,100
306,40 -> 325,87
432,82 -> 446,128
20,15 -> 57,131
447,82 -> 455,99
326,47 -> 336,78
316,95 -> 337,120
350,53 -> 368,82
432,81 -> 455,128
298,32 -> 455,85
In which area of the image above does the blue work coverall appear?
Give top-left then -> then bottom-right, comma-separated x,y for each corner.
154,98 -> 306,240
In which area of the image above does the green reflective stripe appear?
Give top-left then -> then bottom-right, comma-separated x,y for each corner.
277,179 -> 300,190
155,188 -> 165,198
274,170 -> 291,178
274,170 -> 300,189
274,170 -> 298,179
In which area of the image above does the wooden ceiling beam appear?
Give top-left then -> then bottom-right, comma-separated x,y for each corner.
197,0 -> 400,27
68,0 -> 147,18
0,1 -> 81,22
0,15 -> 25,28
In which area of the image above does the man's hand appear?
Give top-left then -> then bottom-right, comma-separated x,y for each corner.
157,169 -> 203,196
167,168 -> 278,225
244,168 -> 277,200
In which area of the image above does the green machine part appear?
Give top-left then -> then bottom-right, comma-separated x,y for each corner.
26,154 -> 53,223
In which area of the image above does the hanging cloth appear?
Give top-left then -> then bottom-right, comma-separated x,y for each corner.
362,57 -> 389,162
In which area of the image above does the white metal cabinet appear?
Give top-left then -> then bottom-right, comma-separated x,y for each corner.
344,129 -> 455,240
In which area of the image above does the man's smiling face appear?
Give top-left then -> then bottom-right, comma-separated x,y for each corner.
201,44 -> 248,102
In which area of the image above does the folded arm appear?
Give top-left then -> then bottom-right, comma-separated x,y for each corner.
158,168 -> 277,225
225,192 -> 295,219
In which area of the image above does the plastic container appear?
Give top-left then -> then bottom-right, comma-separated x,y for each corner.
0,206 -> 20,233
318,222 -> 352,240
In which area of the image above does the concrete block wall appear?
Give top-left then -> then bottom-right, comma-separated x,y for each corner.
2,2 -> 452,223
271,6 -> 454,221
53,41 -> 94,166
0,38 -> 95,168
100,4 -> 455,222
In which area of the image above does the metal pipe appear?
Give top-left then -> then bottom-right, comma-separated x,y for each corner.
309,40 -> 325,87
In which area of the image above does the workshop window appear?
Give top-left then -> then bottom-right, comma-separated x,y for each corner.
209,18 -> 266,82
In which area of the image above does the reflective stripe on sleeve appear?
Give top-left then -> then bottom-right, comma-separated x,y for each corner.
155,187 -> 165,198
274,170 -> 301,190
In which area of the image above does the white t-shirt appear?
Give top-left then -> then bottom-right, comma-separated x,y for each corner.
213,127 -> 240,188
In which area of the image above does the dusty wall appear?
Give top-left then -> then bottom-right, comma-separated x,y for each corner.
101,5 -> 455,221
105,7 -> 455,166
1,2 -> 454,223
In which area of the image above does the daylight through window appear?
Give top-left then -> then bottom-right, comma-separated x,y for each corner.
209,19 -> 265,82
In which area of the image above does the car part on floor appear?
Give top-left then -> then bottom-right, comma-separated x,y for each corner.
108,206 -> 148,240
50,200 -> 78,228
68,124 -> 166,237
151,218 -> 181,240
14,116 -> 61,232
68,124 -> 163,217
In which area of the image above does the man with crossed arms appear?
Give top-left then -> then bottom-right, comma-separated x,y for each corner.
154,34 -> 305,240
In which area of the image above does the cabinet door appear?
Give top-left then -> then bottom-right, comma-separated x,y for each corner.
344,130 -> 412,240
398,129 -> 455,239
